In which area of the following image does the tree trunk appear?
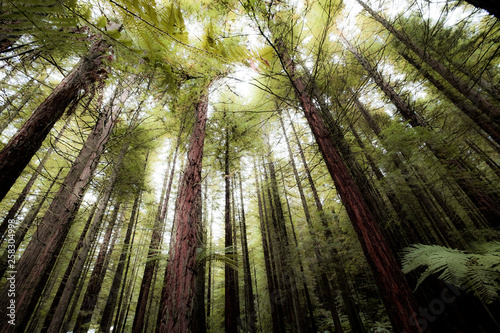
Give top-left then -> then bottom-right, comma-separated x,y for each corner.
73,202 -> 123,333
267,161 -> 305,332
274,38 -> 424,333
132,134 -> 180,333
253,161 -> 283,333
206,207 -> 213,328
279,115 -> 345,333
0,86 -> 119,331
0,167 -> 63,277
400,51 -> 500,146
40,200 -> 99,333
100,153 -> 148,332
44,94 -> 130,332
157,83 -> 209,333
238,172 -> 257,333
0,115 -> 71,241
0,39 -> 109,201
191,187 -> 206,333
346,39 -> 500,229
224,120 -> 240,333
114,191 -> 143,333
279,167 -> 318,333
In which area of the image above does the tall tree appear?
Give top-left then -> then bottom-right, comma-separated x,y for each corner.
157,80 -> 211,333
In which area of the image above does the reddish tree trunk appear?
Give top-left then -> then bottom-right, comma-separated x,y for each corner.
157,86 -> 209,333
0,39 -> 109,201
275,39 -> 423,332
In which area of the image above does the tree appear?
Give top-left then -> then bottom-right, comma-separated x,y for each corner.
157,79 -> 212,332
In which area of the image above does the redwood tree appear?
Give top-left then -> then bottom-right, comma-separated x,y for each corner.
157,81 -> 211,333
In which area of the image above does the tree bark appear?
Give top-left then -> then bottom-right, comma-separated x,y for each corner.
44,90 -> 130,333
0,39 -> 109,201
0,168 -> 63,277
400,51 -> 500,146
279,115 -> 345,333
100,154 -> 149,332
253,161 -> 283,333
40,200 -> 99,333
346,39 -> 500,229
157,83 -> 210,333
223,120 -> 240,333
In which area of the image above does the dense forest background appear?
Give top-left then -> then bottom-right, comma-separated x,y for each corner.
0,0 -> 499,332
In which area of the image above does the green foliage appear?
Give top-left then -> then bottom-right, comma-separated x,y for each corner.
402,242 -> 500,303
0,0 -> 88,57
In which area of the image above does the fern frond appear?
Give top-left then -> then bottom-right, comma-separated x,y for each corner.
402,242 -> 500,303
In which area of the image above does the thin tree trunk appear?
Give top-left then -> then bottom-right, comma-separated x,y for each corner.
279,115 -> 344,333
132,133 -> 181,332
73,202 -> 123,333
100,153 -> 149,332
253,161 -> 283,333
192,187 -> 206,333
278,167 -> 318,333
44,96 -> 130,332
238,172 -> 257,333
267,161 -> 305,332
400,51 -> 500,146
40,200 -> 99,332
0,39 -> 109,201
0,83 -> 35,136
255,163 -> 286,333
157,83 -> 210,333
346,39 -> 500,229
0,167 -> 63,277
224,120 -> 240,333
115,192 -> 143,333
206,195 -> 213,331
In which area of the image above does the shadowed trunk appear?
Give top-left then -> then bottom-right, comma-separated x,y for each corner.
157,83 -> 209,333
